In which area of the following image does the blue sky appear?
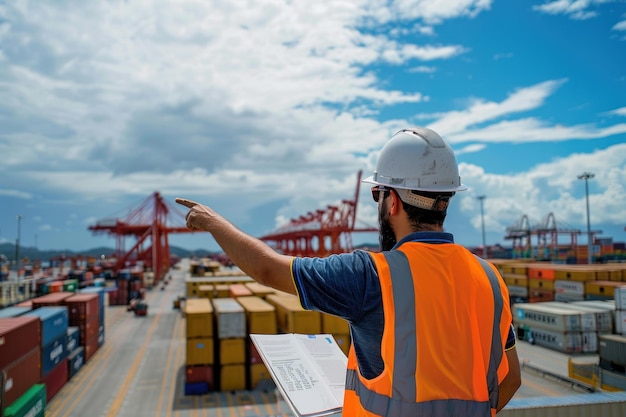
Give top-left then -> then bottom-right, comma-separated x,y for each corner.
1,0 -> 625,255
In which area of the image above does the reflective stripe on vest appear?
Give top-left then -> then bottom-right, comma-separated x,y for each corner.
345,252 -> 504,416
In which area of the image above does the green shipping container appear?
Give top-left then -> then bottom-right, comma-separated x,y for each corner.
63,279 -> 78,292
4,384 -> 46,417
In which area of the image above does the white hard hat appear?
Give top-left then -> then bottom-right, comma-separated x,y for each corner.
363,127 -> 467,193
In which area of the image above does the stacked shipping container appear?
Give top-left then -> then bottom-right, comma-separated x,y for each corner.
0,286 -> 105,416
184,298 -> 214,395
182,276 -> 351,395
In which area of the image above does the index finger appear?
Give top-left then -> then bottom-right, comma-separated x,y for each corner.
175,198 -> 200,208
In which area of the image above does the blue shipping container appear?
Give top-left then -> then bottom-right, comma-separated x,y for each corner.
68,346 -> 85,379
25,307 -> 69,346
42,333 -> 69,377
66,326 -> 80,353
0,306 -> 32,318
184,381 -> 210,396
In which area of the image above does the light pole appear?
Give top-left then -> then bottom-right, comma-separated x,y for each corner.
16,215 -> 23,276
477,195 -> 487,258
577,172 -> 594,264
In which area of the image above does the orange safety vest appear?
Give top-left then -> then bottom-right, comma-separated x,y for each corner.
343,242 -> 512,417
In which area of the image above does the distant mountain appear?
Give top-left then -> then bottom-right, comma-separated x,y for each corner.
0,242 -> 220,263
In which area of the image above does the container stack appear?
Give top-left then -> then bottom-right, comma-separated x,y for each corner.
598,334 -> 626,390
66,326 -> 84,380
79,287 -> 107,346
2,384 -> 46,417
24,307 -> 70,402
0,316 -> 42,411
64,293 -> 101,362
527,265 -> 556,303
184,298 -> 215,395
182,278 -> 352,394
513,303 -> 584,353
236,295 -> 277,389
212,298 -> 247,392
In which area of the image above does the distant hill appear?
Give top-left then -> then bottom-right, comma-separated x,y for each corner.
0,242 -> 220,263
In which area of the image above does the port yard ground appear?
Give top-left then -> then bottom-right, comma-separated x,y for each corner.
45,262 -> 610,417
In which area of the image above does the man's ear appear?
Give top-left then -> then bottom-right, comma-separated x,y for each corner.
389,189 -> 402,216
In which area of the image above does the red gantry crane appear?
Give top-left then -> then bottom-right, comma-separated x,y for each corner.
259,170 -> 378,257
88,192 -> 192,283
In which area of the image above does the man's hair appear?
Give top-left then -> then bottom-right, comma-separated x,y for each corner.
399,190 -> 455,229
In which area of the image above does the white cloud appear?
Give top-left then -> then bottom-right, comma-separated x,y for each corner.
391,0 -> 494,24
0,189 -> 32,199
457,142 -> 626,236
426,79 -> 568,137
614,18 -> 626,31
532,0 -> 612,20
605,107 -> 626,116
408,65 -> 437,73
455,143 -> 487,155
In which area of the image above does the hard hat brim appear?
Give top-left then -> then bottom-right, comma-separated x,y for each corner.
362,175 -> 468,192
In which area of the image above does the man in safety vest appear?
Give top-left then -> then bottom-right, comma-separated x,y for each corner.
177,127 -> 521,416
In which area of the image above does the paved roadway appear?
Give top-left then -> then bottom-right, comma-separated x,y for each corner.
46,263 -> 598,417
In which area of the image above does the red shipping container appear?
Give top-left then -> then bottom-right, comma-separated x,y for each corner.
248,340 -> 263,365
0,316 -> 41,369
185,365 -> 214,385
2,347 -> 41,406
42,358 -> 69,402
15,300 -> 33,308
65,293 -> 100,323
84,334 -> 100,362
32,292 -> 75,308
77,315 -> 100,345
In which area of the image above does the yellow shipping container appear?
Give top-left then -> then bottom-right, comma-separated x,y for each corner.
220,364 -> 246,391
214,284 -> 230,298
185,298 -> 213,338
236,296 -> 277,335
499,262 -> 531,275
554,267 -> 596,282
322,312 -> 350,334
266,294 -> 321,334
502,274 -> 528,288
529,278 -> 555,291
186,337 -> 214,366
197,284 -> 214,299
245,282 -> 276,299
585,280 -> 625,298
218,338 -> 246,365
249,363 -> 271,390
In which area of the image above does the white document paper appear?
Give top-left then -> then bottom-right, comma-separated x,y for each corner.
250,333 -> 347,417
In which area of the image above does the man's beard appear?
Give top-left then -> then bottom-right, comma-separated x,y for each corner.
378,205 -> 397,251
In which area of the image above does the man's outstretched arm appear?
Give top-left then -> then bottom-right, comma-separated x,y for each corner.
176,198 -> 296,295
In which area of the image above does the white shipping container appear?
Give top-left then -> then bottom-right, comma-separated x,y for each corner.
554,293 -> 584,303
212,298 -> 246,339
581,331 -> 598,353
615,310 -> 626,336
541,302 -> 598,332
615,287 -> 626,310
527,327 -> 582,353
554,280 -> 585,295
513,303 -> 582,332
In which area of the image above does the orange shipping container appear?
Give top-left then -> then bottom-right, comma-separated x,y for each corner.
229,283 -> 253,298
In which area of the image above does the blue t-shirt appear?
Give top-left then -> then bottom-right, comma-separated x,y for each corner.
291,231 -> 516,379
